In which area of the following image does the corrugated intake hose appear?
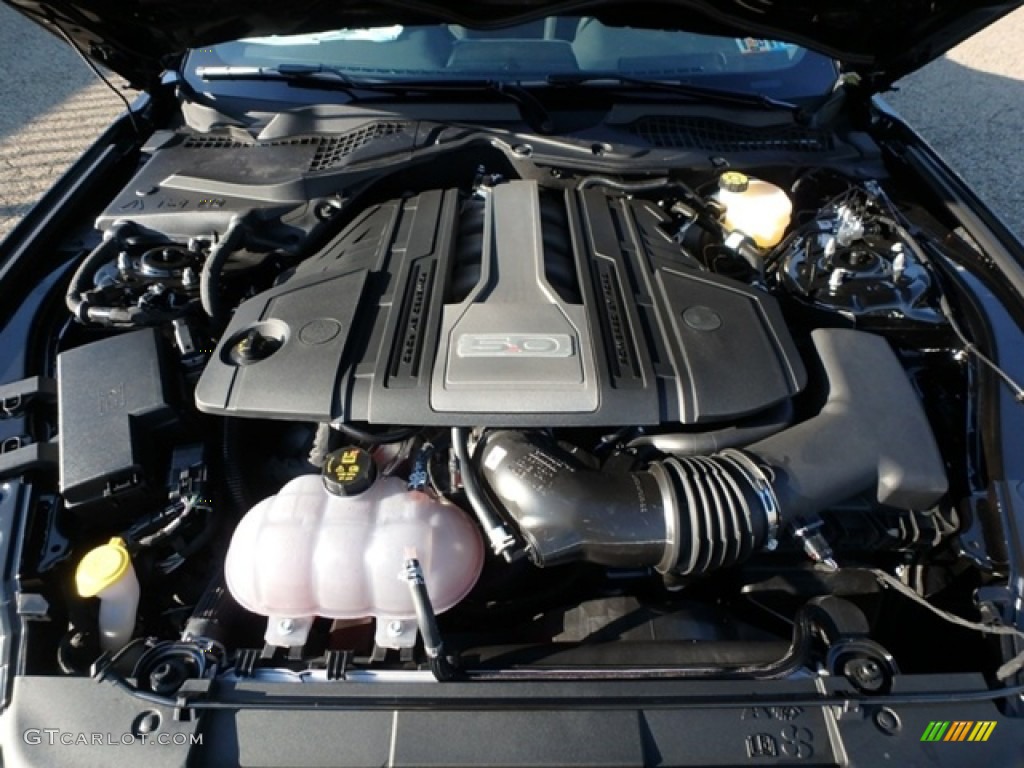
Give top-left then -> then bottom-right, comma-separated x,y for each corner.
478,329 -> 948,575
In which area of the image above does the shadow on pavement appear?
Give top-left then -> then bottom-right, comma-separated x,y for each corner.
0,6 -> 134,236
0,6 -> 126,143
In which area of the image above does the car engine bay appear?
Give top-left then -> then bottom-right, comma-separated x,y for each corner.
10,114 -> 1018,698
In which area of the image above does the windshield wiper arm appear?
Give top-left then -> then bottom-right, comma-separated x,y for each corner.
196,65 -> 796,113
373,78 -> 555,133
546,73 -> 801,113
195,67 -> 554,133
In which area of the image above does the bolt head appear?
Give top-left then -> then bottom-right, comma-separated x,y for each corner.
133,710 -> 162,737
844,657 -> 886,692
278,618 -> 294,634
386,620 -> 404,638
874,707 -> 901,735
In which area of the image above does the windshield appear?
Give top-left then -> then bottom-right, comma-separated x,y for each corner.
186,17 -> 838,101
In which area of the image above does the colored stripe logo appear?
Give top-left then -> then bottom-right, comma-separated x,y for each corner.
921,721 -> 996,742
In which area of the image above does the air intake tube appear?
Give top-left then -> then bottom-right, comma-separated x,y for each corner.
478,329 -> 948,575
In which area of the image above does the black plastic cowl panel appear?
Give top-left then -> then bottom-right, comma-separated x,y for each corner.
196,181 -> 806,427
95,124 -> 416,239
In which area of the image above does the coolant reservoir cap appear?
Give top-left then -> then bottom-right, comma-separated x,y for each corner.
76,537 -> 131,598
322,446 -> 377,497
719,171 -> 750,193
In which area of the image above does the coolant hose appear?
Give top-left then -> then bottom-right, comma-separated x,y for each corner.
479,329 -> 948,575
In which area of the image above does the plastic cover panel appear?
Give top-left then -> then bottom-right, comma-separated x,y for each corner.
430,181 -> 598,414
57,329 -> 177,508
196,182 -> 806,427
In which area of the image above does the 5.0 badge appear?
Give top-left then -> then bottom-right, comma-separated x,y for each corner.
457,333 -> 574,358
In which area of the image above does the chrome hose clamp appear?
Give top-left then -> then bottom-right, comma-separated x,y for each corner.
717,448 -> 781,550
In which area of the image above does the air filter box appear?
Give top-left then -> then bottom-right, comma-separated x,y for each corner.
57,329 -> 178,517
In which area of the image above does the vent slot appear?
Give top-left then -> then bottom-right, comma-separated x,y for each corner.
627,116 -> 833,153
180,135 -> 249,149
308,122 -> 407,171
180,122 -> 410,171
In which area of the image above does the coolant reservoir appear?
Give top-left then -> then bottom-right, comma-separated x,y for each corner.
716,171 -> 792,248
224,455 -> 485,650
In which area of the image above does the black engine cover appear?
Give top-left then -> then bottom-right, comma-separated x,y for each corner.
196,180 -> 805,426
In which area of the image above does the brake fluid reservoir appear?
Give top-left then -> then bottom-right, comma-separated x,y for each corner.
716,171 -> 792,248
224,449 -> 485,649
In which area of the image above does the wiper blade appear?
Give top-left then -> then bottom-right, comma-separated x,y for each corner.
195,63 -> 360,90
546,73 -> 800,113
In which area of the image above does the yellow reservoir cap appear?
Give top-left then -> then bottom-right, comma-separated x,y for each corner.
719,171 -> 750,193
76,537 -> 132,598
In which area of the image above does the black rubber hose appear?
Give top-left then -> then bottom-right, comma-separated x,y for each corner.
336,422 -> 417,445
182,570 -> 243,649
200,214 -> 248,323
66,221 -> 199,326
403,557 -> 461,681
221,418 -> 253,514
66,221 -> 135,321
577,176 -> 689,194
576,176 -> 727,240
627,400 -> 793,456
452,428 -> 515,556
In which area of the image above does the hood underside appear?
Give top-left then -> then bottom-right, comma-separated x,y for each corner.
4,0 -> 1022,90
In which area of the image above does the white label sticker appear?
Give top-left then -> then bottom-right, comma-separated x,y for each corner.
484,446 -> 507,471
735,38 -> 795,55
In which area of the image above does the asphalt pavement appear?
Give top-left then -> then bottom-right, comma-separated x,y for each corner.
884,8 -> 1024,240
1,5 -> 1023,240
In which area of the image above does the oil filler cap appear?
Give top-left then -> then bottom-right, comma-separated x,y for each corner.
76,537 -> 132,598
322,446 -> 377,497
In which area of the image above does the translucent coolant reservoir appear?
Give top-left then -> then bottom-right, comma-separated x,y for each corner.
716,171 -> 793,248
225,473 -> 485,649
